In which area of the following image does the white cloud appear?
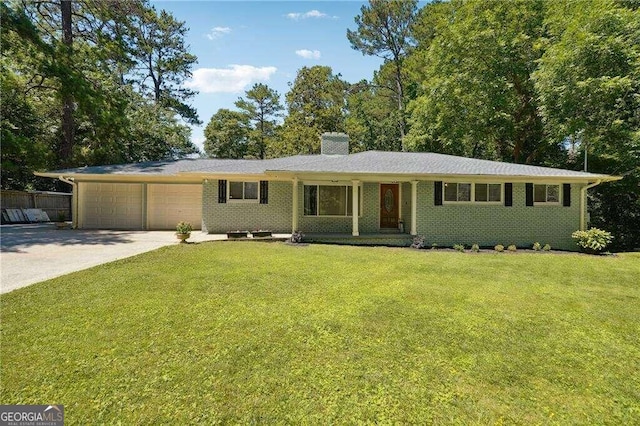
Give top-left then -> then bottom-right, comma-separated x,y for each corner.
286,10 -> 329,20
206,26 -> 231,40
295,49 -> 321,59
184,65 -> 277,93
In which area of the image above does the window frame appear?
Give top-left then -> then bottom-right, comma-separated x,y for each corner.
303,182 -> 363,217
227,181 -> 260,203
443,182 -> 503,205
533,184 -> 561,205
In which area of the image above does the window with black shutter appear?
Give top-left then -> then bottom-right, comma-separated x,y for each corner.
504,183 -> 513,206
260,181 -> 269,204
563,184 -> 571,207
525,183 -> 534,206
218,180 -> 227,203
434,181 -> 443,206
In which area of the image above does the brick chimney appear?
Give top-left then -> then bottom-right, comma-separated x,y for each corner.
320,132 -> 349,155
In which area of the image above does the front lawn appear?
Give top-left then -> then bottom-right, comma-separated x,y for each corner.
1,243 -> 639,423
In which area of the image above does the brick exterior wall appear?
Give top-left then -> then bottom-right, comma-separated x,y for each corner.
202,180 -> 292,233
415,181 -> 584,250
202,178 -> 585,250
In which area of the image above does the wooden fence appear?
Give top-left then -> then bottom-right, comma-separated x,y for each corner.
1,190 -> 72,222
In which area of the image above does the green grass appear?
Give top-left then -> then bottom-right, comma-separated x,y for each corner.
2,243 -> 639,424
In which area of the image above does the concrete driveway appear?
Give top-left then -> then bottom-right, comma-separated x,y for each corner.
0,224 -> 223,294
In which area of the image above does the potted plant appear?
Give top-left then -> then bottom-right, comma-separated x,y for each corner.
176,221 -> 193,243
55,211 -> 67,229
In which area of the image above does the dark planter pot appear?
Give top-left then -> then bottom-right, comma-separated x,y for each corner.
252,231 -> 272,238
176,233 -> 190,243
227,231 -> 249,239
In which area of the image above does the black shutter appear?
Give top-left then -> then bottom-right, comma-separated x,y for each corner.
218,180 -> 227,203
526,183 -> 534,206
504,183 -> 513,207
563,183 -> 571,207
259,181 -> 269,204
434,181 -> 443,206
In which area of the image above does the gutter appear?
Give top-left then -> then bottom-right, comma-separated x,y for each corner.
580,180 -> 602,231
58,176 -> 78,229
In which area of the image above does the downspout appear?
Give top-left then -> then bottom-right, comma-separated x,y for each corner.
58,176 -> 77,229
580,180 -> 602,231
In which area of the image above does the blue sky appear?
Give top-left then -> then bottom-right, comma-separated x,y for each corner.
151,1 -> 387,151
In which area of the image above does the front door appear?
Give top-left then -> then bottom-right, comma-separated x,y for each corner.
380,184 -> 399,229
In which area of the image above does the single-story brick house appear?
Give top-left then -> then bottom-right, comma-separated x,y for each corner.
36,133 -> 620,250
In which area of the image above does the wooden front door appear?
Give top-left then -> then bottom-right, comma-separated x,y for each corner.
380,184 -> 399,229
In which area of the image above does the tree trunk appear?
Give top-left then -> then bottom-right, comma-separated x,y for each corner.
259,107 -> 265,159
394,59 -> 406,151
60,0 -> 74,167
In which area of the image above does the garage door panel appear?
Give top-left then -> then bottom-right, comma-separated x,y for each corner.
147,184 -> 202,230
80,182 -> 143,229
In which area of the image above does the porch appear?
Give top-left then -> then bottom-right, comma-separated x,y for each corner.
302,231 -> 414,247
292,179 -> 419,237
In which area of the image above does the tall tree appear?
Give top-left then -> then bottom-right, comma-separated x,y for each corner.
275,66 -> 348,156
1,3 -> 53,189
59,0 -> 74,167
347,0 -> 417,148
406,0 -> 549,164
235,83 -> 283,159
1,0 -> 201,190
345,69 -> 403,152
204,109 -> 250,159
18,0 -> 88,168
132,6 -> 200,125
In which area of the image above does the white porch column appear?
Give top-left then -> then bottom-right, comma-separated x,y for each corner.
292,178 -> 299,232
410,180 -> 418,235
352,180 -> 360,236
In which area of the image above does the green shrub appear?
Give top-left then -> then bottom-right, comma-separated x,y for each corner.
431,243 -> 438,250
471,243 -> 480,252
543,244 -> 551,251
176,221 -> 193,234
508,244 -> 517,252
494,244 -> 504,252
453,244 -> 465,252
532,242 -> 541,251
572,228 -> 613,253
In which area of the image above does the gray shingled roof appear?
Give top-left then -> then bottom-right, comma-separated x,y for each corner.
42,151 -> 614,180
268,151 -> 611,178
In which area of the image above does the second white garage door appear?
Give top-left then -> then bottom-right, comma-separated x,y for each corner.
147,184 -> 202,230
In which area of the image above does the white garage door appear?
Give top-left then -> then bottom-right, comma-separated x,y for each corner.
147,184 -> 202,230
80,182 -> 144,229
